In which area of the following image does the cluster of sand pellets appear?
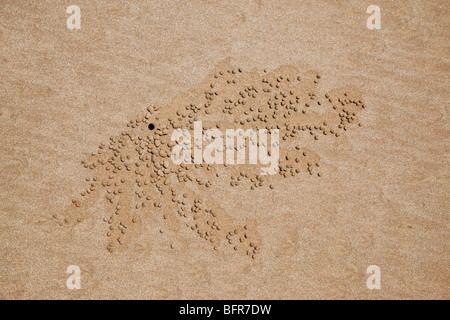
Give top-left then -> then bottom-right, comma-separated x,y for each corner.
56,59 -> 366,258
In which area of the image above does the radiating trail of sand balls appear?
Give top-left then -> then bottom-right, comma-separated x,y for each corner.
57,59 -> 367,258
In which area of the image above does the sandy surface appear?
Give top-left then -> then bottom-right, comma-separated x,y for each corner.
0,0 -> 448,299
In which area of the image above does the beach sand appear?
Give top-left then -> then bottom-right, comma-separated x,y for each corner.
0,0 -> 448,299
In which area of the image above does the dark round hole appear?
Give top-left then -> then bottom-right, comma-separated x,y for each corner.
148,123 -> 155,131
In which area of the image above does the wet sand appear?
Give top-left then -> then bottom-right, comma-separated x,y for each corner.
0,0 -> 448,299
